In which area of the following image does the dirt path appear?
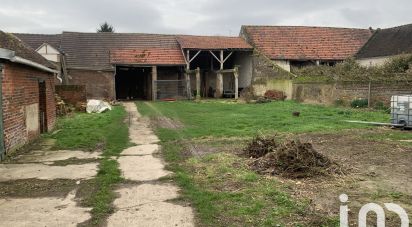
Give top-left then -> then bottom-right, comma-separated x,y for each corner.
107,102 -> 194,227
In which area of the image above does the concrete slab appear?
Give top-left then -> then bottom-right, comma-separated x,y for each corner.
113,102 -> 194,226
118,156 -> 171,181
113,184 -> 179,207
107,202 -> 194,227
129,132 -> 160,145
121,144 -> 160,156
0,190 -> 91,227
108,184 -> 193,227
0,163 -> 98,181
17,150 -> 101,163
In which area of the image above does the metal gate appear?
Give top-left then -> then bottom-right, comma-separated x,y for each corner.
155,80 -> 189,100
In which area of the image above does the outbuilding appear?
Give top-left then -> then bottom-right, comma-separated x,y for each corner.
0,31 -> 57,158
356,24 -> 412,67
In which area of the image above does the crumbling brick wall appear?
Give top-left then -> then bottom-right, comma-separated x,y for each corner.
293,81 -> 412,106
67,69 -> 115,100
1,62 -> 56,152
250,50 -> 295,98
55,85 -> 86,107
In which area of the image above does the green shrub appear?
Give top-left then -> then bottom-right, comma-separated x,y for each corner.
382,54 -> 412,73
351,99 -> 369,108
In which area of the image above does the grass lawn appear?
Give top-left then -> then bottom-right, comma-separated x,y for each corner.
137,100 -> 390,226
137,100 -> 389,141
44,106 -> 130,225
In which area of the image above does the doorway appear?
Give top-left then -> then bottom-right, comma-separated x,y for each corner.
115,66 -> 151,100
38,80 -> 47,133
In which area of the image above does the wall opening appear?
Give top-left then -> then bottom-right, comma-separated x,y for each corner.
38,80 -> 47,133
115,66 -> 151,100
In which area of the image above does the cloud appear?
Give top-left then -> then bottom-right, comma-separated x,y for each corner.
0,0 -> 411,34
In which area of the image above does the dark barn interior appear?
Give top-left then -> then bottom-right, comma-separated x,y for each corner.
188,51 -> 238,98
115,66 -> 151,100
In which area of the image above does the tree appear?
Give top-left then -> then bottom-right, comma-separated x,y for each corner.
97,22 -> 115,33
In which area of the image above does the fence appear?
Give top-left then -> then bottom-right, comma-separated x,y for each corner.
155,80 -> 188,100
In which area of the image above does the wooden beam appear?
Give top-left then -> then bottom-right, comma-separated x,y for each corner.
234,67 -> 239,100
220,50 -> 224,69
185,73 -> 192,100
195,67 -> 201,100
215,50 -> 224,98
215,69 -> 236,74
209,51 -> 221,63
222,51 -> 233,64
152,66 -> 157,101
186,50 -> 190,69
181,48 -> 188,66
185,69 -> 197,74
189,50 -> 202,63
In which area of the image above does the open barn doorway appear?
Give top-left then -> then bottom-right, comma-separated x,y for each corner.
115,66 -> 152,100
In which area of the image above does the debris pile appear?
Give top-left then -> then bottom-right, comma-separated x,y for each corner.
243,135 -> 277,158
244,136 -> 338,178
55,94 -> 72,116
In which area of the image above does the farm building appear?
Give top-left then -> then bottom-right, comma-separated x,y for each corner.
240,26 -> 372,71
0,31 -> 57,156
16,32 -> 253,100
356,23 -> 412,67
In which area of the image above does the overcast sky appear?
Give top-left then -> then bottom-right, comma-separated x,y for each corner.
1,0 -> 412,35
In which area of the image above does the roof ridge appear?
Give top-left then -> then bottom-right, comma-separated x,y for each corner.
379,23 -> 412,30
242,25 -> 370,30
62,31 -> 181,37
12,33 -> 61,36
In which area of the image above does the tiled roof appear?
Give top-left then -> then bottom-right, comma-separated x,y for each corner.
0,30 -> 56,69
356,24 -> 412,59
242,26 -> 372,60
60,32 -> 181,70
110,48 -> 186,65
177,35 -> 252,50
13,33 -> 62,50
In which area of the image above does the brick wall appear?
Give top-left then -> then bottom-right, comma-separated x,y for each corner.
1,62 -> 56,152
67,69 -> 115,100
293,81 -> 412,106
55,85 -> 87,107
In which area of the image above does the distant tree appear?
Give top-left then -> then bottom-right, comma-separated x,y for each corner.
97,22 -> 115,33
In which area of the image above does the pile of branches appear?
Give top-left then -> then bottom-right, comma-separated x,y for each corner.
243,135 -> 339,178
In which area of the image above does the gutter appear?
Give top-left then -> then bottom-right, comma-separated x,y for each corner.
0,48 -> 61,82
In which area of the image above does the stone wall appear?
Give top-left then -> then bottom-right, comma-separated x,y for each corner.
1,62 -> 56,152
250,50 -> 295,99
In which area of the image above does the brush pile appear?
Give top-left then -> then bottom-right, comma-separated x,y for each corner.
244,135 -> 338,178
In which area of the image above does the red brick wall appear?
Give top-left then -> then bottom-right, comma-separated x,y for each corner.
55,85 -> 87,107
68,69 -> 115,100
1,62 -> 56,152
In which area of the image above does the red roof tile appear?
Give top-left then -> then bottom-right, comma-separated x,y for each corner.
110,48 -> 186,65
177,35 -> 252,50
243,26 -> 372,60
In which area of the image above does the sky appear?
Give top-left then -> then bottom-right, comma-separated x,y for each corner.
1,0 -> 412,35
